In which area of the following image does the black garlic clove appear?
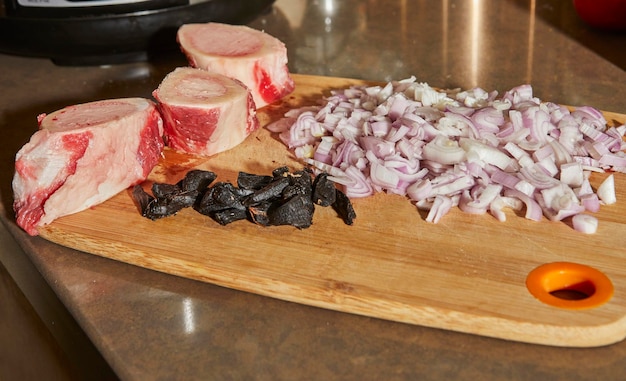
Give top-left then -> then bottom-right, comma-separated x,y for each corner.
312,172 -> 337,206
332,188 -> 356,225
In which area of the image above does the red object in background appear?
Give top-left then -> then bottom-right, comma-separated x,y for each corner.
573,0 -> 626,30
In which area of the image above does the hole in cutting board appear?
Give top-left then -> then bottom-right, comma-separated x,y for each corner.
526,262 -> 613,310
549,280 -> 595,300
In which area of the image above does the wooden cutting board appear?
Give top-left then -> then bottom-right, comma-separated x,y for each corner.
39,74 -> 626,347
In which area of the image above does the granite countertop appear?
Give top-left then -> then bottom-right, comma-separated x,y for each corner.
1,0 -> 626,380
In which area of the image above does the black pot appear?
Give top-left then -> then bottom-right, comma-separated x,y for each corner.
0,0 -> 275,65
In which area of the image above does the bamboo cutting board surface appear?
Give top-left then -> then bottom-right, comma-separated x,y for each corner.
39,74 -> 626,347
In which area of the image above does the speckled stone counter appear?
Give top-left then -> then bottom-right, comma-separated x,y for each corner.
2,1 -> 626,380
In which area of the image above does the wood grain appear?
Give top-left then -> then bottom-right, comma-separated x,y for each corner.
39,74 -> 626,347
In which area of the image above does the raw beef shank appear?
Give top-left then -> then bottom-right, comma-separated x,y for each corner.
153,67 -> 259,156
177,22 -> 295,108
13,98 -> 164,236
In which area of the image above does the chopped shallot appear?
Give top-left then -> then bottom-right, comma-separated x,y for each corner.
572,214 -> 598,234
597,174 -> 617,205
269,78 -> 626,233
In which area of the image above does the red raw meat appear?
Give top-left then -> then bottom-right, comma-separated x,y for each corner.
177,22 -> 295,108
153,67 -> 259,156
13,98 -> 164,236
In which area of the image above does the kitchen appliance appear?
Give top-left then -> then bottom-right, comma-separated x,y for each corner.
0,0 -> 275,65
